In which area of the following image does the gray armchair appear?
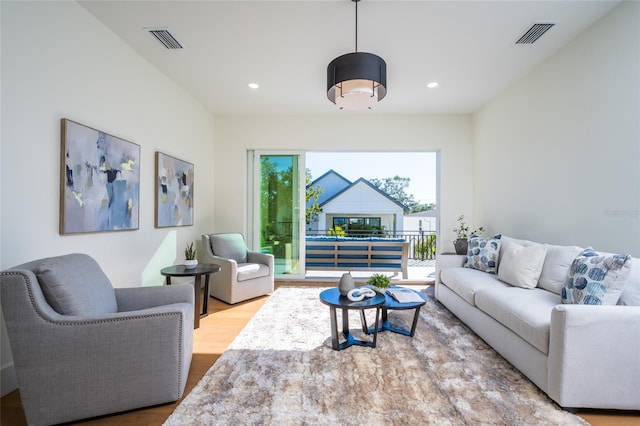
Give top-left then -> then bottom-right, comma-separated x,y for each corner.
202,233 -> 274,304
0,253 -> 194,425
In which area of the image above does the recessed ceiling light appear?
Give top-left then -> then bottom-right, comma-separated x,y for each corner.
248,83 -> 259,89
427,81 -> 439,89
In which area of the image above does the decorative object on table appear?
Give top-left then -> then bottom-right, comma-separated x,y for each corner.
166,287 -> 587,426
184,242 -> 198,268
452,215 -> 485,255
60,119 -> 140,235
346,287 -> 376,302
366,273 -> 391,293
387,287 -> 426,304
338,271 -> 355,296
155,152 -> 194,228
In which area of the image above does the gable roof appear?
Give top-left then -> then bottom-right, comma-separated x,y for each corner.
320,177 -> 408,211
307,169 -> 351,189
405,209 -> 437,218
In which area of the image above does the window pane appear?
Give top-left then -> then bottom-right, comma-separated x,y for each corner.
259,154 -> 300,275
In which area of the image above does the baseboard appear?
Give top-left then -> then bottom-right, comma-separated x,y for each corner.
1,363 -> 18,396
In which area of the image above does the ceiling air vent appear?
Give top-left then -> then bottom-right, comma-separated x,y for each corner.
515,23 -> 555,44
149,29 -> 183,49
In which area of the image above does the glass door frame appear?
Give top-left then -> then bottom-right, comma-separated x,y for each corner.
247,150 -> 306,279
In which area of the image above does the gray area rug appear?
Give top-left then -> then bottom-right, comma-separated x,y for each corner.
165,287 -> 588,425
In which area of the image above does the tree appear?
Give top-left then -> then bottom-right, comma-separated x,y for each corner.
369,175 -> 435,214
306,169 -> 323,224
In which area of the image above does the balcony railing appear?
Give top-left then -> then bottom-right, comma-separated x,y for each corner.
306,229 -> 437,261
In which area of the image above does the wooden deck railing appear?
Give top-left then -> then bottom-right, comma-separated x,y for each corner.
305,237 -> 409,278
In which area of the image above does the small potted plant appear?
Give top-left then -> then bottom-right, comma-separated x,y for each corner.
184,242 -> 198,269
367,273 -> 392,293
453,215 -> 484,255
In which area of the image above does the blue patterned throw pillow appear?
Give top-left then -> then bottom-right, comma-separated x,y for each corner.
562,247 -> 631,305
464,234 -> 502,274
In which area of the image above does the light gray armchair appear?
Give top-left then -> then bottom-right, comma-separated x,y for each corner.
202,233 -> 274,304
0,253 -> 194,425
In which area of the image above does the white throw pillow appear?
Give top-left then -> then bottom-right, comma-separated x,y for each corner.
538,244 -> 583,295
498,235 -> 535,265
498,239 -> 547,289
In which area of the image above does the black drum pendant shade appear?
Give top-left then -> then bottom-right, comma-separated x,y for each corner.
327,52 -> 387,110
326,0 -> 387,110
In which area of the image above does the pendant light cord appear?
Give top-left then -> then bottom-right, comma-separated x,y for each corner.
354,0 -> 358,52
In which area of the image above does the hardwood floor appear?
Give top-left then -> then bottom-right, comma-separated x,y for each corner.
1,283 -> 638,425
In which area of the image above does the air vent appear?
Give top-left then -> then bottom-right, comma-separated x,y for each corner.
149,29 -> 183,49
515,23 -> 555,44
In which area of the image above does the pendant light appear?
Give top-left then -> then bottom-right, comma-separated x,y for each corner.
327,0 -> 387,110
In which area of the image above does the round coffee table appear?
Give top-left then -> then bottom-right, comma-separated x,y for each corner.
363,285 -> 427,337
319,287 -> 386,351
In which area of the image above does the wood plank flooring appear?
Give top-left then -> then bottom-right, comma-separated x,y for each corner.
1,283 -> 638,425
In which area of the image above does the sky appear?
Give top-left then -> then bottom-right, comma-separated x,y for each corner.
306,152 -> 437,205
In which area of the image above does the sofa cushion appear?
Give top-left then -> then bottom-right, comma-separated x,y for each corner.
237,263 -> 270,282
498,235 -> 534,264
440,267 -> 509,306
211,233 -> 248,263
35,253 -> 118,315
619,258 -> 640,306
562,248 -> 631,305
538,244 -> 583,295
475,286 -> 559,355
498,239 -> 547,289
464,234 -> 502,274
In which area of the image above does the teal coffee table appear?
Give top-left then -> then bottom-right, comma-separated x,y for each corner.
319,287 -> 386,351
362,286 -> 427,337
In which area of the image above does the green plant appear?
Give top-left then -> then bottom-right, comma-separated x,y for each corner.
414,234 -> 437,260
366,273 -> 391,289
453,215 -> 484,240
328,225 -> 346,237
184,242 -> 196,260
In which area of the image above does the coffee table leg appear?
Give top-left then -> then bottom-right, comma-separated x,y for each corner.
342,307 -> 350,339
372,307 -> 381,348
409,306 -> 422,337
360,310 -> 369,334
327,306 -> 381,351
329,307 -> 339,350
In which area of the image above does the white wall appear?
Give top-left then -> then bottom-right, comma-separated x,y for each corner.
0,1 -> 215,395
473,1 -> 640,256
404,216 -> 437,233
321,181 -> 405,231
213,115 -> 474,251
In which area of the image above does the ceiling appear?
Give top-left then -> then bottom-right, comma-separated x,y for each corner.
79,1 -> 620,116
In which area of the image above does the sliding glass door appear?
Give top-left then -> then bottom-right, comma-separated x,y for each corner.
249,151 -> 304,277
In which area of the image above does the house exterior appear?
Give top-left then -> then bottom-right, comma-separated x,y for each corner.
306,170 -> 407,235
404,209 -> 438,233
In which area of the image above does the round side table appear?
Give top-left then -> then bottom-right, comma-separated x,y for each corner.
161,264 -> 220,329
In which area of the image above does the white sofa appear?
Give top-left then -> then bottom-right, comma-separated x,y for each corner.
435,236 -> 640,410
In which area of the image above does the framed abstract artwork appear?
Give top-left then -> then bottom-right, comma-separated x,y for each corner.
155,152 -> 194,227
60,119 -> 140,235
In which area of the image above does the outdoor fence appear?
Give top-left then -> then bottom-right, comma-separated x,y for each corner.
306,229 -> 437,261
